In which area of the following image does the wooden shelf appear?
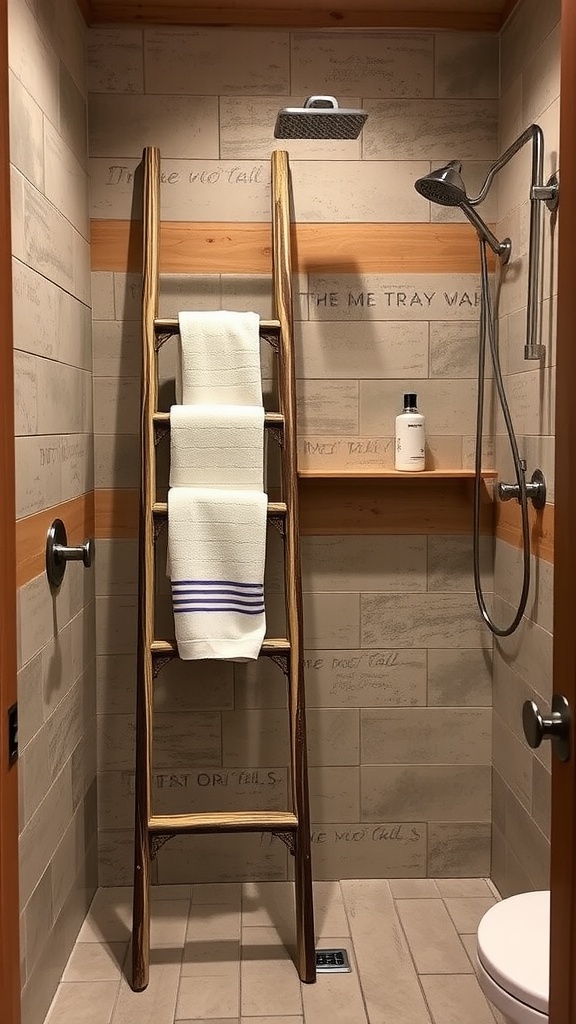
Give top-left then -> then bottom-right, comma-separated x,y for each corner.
297,469 -> 498,480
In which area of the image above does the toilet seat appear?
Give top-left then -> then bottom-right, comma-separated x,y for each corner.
477,891 -> 549,1018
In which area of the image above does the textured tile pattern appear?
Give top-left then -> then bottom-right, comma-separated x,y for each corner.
10,3 -> 97,1024
88,26 -> 500,888
42,880 -> 500,1024
492,0 -> 558,897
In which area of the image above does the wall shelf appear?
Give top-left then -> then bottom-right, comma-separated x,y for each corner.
297,469 -> 498,480
297,470 -> 495,535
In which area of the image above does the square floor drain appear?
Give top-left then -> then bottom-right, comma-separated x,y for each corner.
315,948 -> 351,973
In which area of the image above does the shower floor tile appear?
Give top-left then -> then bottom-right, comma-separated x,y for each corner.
43,879 -> 502,1024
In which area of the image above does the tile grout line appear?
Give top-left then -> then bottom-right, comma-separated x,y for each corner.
337,880 -> 372,1024
392,892 -> 436,1024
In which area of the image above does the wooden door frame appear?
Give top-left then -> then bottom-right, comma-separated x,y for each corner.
0,0 -> 20,1019
550,2 -> 576,1023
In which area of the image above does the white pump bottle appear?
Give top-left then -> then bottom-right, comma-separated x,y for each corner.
395,393 -> 426,472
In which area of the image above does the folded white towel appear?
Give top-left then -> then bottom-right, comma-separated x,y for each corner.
169,404 -> 264,491
167,487 -> 267,661
178,310 -> 262,406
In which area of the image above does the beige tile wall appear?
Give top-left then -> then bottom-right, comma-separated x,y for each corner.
9,1 -> 96,1022
491,0 -> 560,897
88,24 -> 500,887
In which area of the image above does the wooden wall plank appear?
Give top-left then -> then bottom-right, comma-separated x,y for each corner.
74,0 -> 91,20
89,5 -> 503,30
16,492 -> 95,589
495,500 -> 554,564
95,488 -> 138,539
299,478 -> 494,535
94,482 -> 493,538
91,220 -> 493,274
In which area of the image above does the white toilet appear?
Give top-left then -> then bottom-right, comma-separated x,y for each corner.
476,891 -> 549,1023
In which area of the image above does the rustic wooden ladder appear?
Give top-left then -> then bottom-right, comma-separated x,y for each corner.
131,146 -> 316,992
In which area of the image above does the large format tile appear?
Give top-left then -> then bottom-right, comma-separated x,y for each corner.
240,927 -> 302,1018
395,899 -> 471,974
361,766 -> 491,823
305,649 -> 427,708
62,942 -> 127,982
361,708 -> 491,765
300,936 -> 368,1024
295,320 -> 429,379
434,32 -> 499,99
429,824 -> 492,878
112,959 -> 181,1024
89,94 -> 218,159
363,98 -> 498,161
177,968 -> 240,1020
444,897 -> 496,934
301,536 -> 426,593
342,879 -> 431,1024
420,974 -> 496,1024
307,823 -> 426,880
144,28 -> 289,94
427,649 -> 492,707
361,593 -> 492,649
45,981 -> 119,1024
291,31 -> 434,97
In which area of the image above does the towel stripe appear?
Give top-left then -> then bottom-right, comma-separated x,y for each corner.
173,605 -> 265,615
171,579 -> 263,589
172,590 -> 263,600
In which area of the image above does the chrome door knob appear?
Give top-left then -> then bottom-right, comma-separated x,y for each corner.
522,694 -> 570,762
46,519 -> 95,588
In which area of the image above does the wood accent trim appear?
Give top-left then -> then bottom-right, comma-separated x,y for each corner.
89,4 -> 502,30
500,0 -> 521,25
0,0 -> 20,1016
495,500 -> 554,565
299,477 -> 493,535
95,488 -> 138,539
298,469 -> 497,480
16,493 -> 95,590
95,482 -> 493,537
550,2 -> 576,1021
74,0 -> 91,20
90,220 -> 494,275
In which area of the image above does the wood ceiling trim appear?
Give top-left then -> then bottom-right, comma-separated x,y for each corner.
75,0 -> 91,21
90,219 -> 495,274
87,5 -> 504,29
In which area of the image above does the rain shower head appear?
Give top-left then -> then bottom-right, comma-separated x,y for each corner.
274,96 -> 368,140
414,161 -> 468,207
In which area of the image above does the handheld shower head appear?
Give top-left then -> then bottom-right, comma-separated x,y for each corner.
274,96 -> 368,140
415,161 -> 511,262
414,161 -> 467,207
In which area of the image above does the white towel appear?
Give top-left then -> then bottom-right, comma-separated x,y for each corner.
169,404 -> 264,490
167,487 -> 267,661
178,310 -> 262,405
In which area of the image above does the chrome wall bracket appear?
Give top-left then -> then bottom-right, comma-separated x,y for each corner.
532,172 -> 560,212
46,518 -> 94,588
497,468 -> 546,511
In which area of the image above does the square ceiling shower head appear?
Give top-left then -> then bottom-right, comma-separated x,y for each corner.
274,96 -> 368,140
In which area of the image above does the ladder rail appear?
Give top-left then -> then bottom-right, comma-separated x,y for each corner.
271,150 -> 316,984
132,145 -> 161,993
131,146 -> 315,993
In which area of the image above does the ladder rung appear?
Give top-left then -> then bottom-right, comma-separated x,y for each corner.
154,318 -> 281,336
153,411 -> 284,429
151,638 -> 290,658
152,501 -> 286,517
148,811 -> 298,835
